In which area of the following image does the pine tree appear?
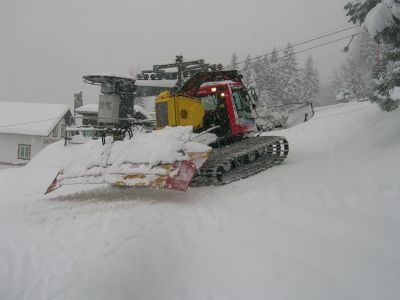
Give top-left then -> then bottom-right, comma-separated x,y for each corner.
268,48 -> 282,104
300,55 -> 320,103
345,0 -> 400,111
279,43 -> 300,104
241,54 -> 258,91
258,55 -> 272,105
348,28 -> 378,99
242,54 -> 252,83
329,70 -> 347,102
352,27 -> 379,72
253,57 -> 266,95
329,27 -> 379,102
342,59 -> 365,99
371,47 -> 400,110
229,52 -> 238,70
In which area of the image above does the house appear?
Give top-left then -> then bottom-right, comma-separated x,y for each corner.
0,101 -> 71,167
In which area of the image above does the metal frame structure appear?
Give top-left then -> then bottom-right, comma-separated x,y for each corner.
137,56 -> 221,88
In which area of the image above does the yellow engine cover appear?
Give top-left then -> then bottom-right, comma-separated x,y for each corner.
155,91 -> 205,130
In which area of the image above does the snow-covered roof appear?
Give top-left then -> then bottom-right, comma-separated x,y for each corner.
0,101 -> 70,136
75,104 -> 98,114
135,80 -> 177,88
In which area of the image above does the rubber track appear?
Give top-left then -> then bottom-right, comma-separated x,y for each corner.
191,136 -> 289,186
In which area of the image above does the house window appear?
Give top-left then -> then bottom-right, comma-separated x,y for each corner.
52,125 -> 58,137
18,144 -> 31,160
61,125 -> 66,138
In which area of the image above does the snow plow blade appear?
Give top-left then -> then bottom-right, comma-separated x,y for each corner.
45,151 -> 210,194
112,152 -> 209,191
286,102 -> 315,127
256,102 -> 314,131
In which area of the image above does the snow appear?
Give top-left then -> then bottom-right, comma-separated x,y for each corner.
1,102 -> 400,299
135,96 -> 157,116
364,0 -> 400,36
41,126 -> 211,190
108,127 -> 197,166
75,104 -> 98,114
0,101 -> 70,136
390,86 -> 400,100
392,3 -> 400,19
134,104 -> 151,119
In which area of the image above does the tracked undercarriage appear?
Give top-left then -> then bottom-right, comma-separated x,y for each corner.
191,136 -> 289,186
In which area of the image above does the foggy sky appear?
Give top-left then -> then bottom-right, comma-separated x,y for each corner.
0,0 -> 352,106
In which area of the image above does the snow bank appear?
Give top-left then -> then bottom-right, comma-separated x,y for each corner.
1,102 -> 400,300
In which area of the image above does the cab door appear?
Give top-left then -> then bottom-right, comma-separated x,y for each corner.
230,87 -> 257,134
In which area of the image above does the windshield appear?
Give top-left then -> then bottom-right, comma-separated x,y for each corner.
200,94 -> 219,111
231,88 -> 252,119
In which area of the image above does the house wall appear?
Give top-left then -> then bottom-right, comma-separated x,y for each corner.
45,117 -> 67,144
0,133 -> 45,165
0,114 -> 68,167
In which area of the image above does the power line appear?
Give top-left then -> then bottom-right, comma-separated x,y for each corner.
236,25 -> 359,65
238,33 -> 359,66
256,24 -> 359,57
277,34 -> 359,62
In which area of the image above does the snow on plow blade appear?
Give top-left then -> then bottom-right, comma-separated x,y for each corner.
45,151 -> 209,194
45,127 -> 212,195
112,152 -> 209,191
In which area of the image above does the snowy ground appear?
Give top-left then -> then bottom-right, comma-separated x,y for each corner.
1,101 -> 400,300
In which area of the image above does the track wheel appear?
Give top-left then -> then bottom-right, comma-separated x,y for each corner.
222,160 -> 233,172
235,155 -> 247,167
246,151 -> 258,163
216,166 -> 226,183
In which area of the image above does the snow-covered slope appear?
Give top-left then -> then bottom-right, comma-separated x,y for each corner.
1,102 -> 400,300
